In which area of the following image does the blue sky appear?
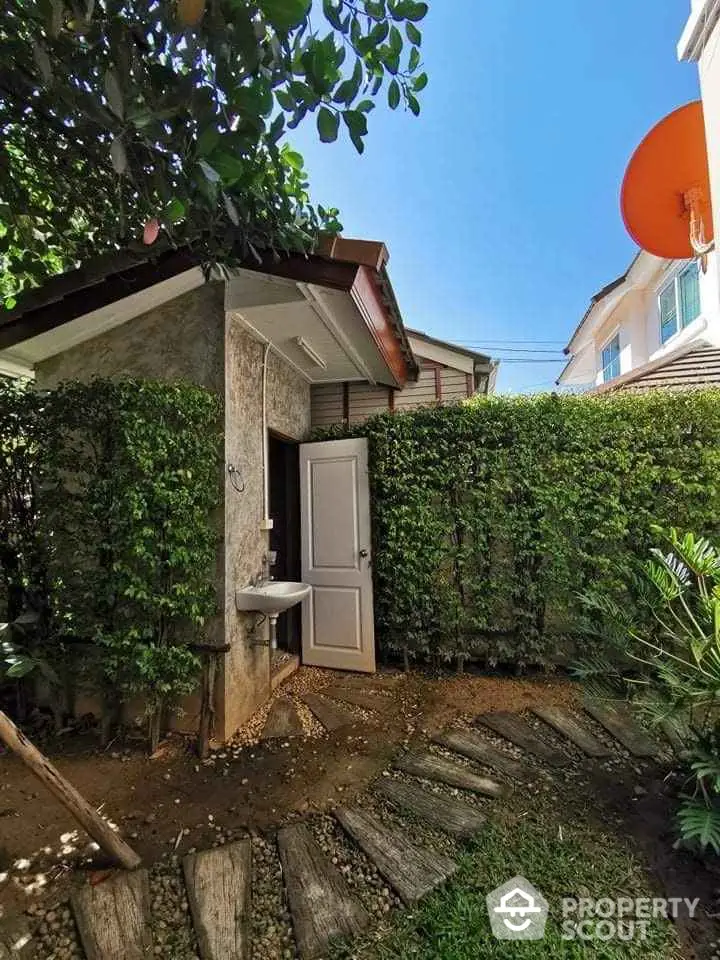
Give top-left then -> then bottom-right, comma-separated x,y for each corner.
289,1 -> 700,392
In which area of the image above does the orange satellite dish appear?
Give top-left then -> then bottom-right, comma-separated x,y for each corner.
621,100 -> 714,264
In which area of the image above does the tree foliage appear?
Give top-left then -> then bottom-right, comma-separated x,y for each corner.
314,391 -> 720,669
0,0 -> 429,303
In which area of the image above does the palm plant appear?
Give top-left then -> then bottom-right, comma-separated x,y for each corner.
578,529 -> 720,853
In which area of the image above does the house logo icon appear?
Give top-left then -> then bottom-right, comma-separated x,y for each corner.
486,876 -> 548,940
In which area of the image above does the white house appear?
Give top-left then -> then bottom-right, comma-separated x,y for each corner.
678,0 -> 720,300
558,249 -> 720,389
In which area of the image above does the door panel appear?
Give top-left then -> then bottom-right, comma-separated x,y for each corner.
300,438 -> 375,673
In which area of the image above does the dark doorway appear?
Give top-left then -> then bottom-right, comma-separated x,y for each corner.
268,433 -> 301,655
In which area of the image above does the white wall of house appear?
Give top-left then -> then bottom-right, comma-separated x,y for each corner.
561,250 -> 720,387
679,0 -> 720,302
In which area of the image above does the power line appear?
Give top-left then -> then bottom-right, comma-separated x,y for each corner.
494,358 -> 567,363
453,337 -> 565,349
474,347 -> 565,354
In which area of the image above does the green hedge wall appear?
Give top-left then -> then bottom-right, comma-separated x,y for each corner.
315,391 -> 720,667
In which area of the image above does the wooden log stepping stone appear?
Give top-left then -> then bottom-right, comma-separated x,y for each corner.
433,728 -> 536,780
300,693 -> 357,732
262,698 -> 304,739
72,870 -> 152,960
277,823 -> 369,959
475,711 -> 566,766
395,750 -> 506,798
183,840 -> 251,960
584,702 -> 660,757
532,706 -> 611,758
335,806 -> 457,904
376,777 -> 486,839
321,687 -> 392,714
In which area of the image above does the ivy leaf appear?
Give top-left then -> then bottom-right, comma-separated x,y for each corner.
317,106 -> 340,143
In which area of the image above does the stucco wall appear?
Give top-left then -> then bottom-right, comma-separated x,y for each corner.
35,284 -> 225,392
221,316 -> 311,739
34,285 -> 312,742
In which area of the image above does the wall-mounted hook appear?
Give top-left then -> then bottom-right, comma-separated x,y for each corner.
227,461 -> 245,494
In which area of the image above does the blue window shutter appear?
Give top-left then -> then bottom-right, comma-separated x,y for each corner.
679,263 -> 700,327
659,284 -> 678,343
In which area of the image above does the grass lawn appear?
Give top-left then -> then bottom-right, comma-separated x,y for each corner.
332,802 -> 683,960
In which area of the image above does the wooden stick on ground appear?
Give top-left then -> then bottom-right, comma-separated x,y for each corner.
0,709 -> 141,870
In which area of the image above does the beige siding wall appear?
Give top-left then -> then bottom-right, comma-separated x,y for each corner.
35,285 -> 313,742
348,383 -> 390,424
442,369 -> 470,401
310,364 -> 474,429
311,382 -> 344,428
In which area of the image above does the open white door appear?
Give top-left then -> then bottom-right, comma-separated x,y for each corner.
300,437 -> 375,673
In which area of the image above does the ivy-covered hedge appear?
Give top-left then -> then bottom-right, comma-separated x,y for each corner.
316,391 -> 720,668
0,377 -> 222,749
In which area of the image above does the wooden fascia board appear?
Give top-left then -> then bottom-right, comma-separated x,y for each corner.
0,250 -> 199,352
350,266 -> 411,388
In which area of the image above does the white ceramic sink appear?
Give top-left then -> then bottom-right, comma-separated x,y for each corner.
235,581 -> 311,616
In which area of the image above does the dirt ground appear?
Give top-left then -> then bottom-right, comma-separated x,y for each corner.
3,666 -> 720,959
0,669 -> 577,912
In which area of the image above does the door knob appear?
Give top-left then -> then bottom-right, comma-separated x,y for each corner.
359,549 -> 369,558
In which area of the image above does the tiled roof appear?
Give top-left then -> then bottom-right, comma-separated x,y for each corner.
596,342 -> 720,393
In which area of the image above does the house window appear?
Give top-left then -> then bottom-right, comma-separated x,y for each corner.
659,262 -> 701,343
601,334 -> 620,382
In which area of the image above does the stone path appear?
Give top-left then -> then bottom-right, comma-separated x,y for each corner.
63,694 -> 666,960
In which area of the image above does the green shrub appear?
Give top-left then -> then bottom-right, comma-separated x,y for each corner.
315,391 -> 720,668
0,377 -> 222,750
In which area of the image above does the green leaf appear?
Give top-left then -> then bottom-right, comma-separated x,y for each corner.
406,21 -> 421,45
110,137 -> 127,174
164,198 -> 186,223
343,109 -> 367,153
405,1 -> 428,21
282,147 -> 305,170
104,68 -> 124,119
323,0 -> 344,31
196,125 -> 220,157
257,0 -> 311,32
407,92 -> 420,115
223,192 -> 240,226
388,78 -> 400,109
333,58 -> 363,105
198,159 -> 220,182
413,71 -> 428,91
408,46 -> 420,71
317,106 -> 340,143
